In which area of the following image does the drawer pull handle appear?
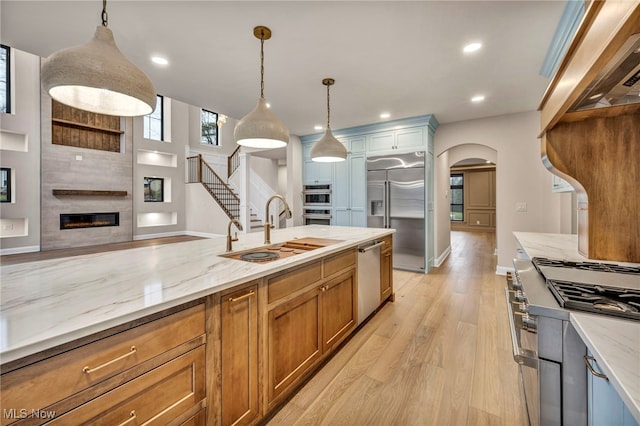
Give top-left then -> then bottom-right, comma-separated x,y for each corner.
229,290 -> 255,302
584,355 -> 608,380
83,346 -> 137,374
118,410 -> 137,426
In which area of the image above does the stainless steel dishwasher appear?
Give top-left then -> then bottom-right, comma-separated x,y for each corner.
357,240 -> 384,324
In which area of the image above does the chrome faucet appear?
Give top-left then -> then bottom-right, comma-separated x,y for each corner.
264,194 -> 292,244
226,218 -> 243,252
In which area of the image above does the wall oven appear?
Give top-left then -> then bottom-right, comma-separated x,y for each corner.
303,208 -> 332,226
303,184 -> 331,206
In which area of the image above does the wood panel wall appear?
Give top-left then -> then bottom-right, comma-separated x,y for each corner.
51,100 -> 123,152
543,110 -> 639,262
451,168 -> 496,231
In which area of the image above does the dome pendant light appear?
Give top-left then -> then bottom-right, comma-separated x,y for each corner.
311,78 -> 347,162
41,0 -> 156,117
234,26 -> 290,149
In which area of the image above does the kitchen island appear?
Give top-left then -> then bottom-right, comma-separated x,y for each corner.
1,225 -> 394,425
513,232 -> 640,424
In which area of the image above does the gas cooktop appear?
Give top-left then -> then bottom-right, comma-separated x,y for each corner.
531,257 -> 640,321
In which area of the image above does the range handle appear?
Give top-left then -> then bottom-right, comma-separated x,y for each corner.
504,287 -> 538,368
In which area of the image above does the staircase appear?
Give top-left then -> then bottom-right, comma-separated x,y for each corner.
187,154 -> 264,231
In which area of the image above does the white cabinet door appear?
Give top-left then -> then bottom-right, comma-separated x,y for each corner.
587,349 -> 639,426
395,128 -> 423,152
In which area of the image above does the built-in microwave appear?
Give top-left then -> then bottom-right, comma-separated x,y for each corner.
303,184 -> 331,206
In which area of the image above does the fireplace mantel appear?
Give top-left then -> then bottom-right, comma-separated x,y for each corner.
52,190 -> 128,197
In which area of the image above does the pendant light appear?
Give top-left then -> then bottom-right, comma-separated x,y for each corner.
41,0 -> 156,116
234,26 -> 290,149
310,78 -> 347,162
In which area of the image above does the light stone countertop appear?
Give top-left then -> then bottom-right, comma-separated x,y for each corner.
513,232 -> 640,267
514,232 -> 640,422
0,225 -> 393,365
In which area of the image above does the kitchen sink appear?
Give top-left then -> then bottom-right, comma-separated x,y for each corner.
219,237 -> 342,262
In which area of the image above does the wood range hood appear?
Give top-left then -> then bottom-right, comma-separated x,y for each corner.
539,0 -> 640,263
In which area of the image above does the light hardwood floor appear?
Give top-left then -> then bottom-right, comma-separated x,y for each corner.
267,230 -> 527,426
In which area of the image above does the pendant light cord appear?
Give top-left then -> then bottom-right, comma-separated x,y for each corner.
260,30 -> 265,99
101,0 -> 108,26
326,83 -> 331,129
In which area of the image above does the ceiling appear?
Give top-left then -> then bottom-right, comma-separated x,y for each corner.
1,1 -> 566,138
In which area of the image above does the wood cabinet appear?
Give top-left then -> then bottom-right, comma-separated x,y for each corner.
1,303 -> 206,425
219,284 -> 260,426
48,347 -> 206,425
380,235 -> 394,302
321,270 -> 357,352
265,249 -> 357,409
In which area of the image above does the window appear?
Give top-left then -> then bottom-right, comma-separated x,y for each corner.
143,177 -> 164,202
201,109 -> 219,145
450,174 -> 464,221
1,168 -> 11,202
143,95 -> 163,140
1,45 -> 10,114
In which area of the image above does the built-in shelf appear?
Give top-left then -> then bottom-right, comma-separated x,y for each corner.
52,189 -> 128,197
51,118 -> 124,135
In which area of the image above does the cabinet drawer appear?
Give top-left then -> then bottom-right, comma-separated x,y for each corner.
267,261 -> 322,304
323,249 -> 356,277
49,346 -> 206,425
1,304 -> 205,421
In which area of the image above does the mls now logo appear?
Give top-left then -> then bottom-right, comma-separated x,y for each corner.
3,408 -> 56,420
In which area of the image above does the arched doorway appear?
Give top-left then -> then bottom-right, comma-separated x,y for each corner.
434,144 -> 497,266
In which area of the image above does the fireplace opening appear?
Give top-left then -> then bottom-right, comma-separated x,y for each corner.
60,212 -> 119,230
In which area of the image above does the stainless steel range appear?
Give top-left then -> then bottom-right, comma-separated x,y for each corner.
507,256 -> 640,426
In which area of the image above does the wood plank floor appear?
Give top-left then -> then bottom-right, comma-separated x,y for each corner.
0,235 -> 204,266
267,230 -> 527,426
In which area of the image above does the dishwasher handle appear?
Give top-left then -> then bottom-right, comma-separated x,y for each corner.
359,241 -> 385,253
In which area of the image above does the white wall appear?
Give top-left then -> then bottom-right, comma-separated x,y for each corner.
286,135 -> 304,227
434,111 -> 567,272
133,97 -> 187,240
0,48 -> 41,253
184,183 -> 229,237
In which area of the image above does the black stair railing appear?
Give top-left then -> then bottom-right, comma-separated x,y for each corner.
187,154 -> 240,220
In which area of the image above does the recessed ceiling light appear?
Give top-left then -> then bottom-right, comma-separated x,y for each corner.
471,95 -> 485,103
463,42 -> 482,53
380,112 -> 391,119
151,56 -> 169,65
314,125 -> 323,131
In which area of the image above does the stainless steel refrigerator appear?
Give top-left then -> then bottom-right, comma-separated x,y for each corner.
367,152 -> 426,272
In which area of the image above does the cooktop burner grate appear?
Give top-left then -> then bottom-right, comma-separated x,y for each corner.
547,279 -> 640,321
532,257 -> 640,275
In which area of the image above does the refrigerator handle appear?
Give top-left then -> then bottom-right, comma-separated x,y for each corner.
385,180 -> 390,228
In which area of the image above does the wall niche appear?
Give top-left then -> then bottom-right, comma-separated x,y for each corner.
51,100 -> 123,152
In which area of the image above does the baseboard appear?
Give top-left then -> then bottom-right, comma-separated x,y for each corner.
0,245 -> 40,256
496,265 -> 515,276
133,231 -> 190,240
184,230 -> 224,239
434,246 -> 451,267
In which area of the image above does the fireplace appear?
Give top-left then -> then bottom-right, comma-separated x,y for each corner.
60,212 -> 120,230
